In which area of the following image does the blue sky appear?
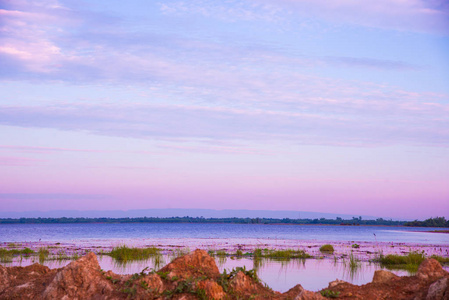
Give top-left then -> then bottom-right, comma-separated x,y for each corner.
0,0 -> 448,219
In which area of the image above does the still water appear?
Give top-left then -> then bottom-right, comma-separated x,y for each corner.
1,254 -> 410,292
0,223 -> 447,244
1,223 -> 447,292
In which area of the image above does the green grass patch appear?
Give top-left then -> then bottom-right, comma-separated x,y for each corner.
108,245 -> 161,262
262,249 -> 311,260
430,255 -> 449,265
0,247 -> 35,263
320,244 -> 335,253
375,251 -> 425,272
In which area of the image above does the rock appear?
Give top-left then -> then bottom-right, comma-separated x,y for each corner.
426,277 -> 449,300
141,273 -> 164,293
0,264 -> 10,293
372,270 -> 399,284
158,249 -> 220,280
229,271 -> 261,295
42,252 -> 114,299
197,279 -> 226,300
328,279 -> 347,288
284,284 -> 325,299
417,259 -> 447,281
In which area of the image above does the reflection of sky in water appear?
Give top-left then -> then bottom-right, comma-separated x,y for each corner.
0,223 -> 448,244
2,255 -> 417,292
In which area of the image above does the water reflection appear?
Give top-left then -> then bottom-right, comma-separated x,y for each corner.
0,255 -> 421,292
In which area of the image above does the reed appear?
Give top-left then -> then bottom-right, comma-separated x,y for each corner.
109,245 -> 161,262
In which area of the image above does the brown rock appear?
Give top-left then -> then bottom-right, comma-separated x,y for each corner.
284,284 -> 325,300
141,273 -> 164,293
328,279 -> 347,288
229,271 -> 261,295
426,277 -> 449,300
0,264 -> 9,293
158,249 -> 220,280
197,279 -> 226,300
417,259 -> 447,281
42,252 -> 114,299
372,270 -> 399,284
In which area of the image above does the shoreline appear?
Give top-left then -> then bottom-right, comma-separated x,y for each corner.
2,238 -> 448,263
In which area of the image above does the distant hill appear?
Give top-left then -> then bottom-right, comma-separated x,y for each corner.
0,208 -> 382,220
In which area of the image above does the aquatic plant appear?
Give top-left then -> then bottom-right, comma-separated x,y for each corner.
262,249 -> 311,260
320,244 -> 335,254
108,245 -> 161,262
348,252 -> 360,271
374,251 -> 426,272
430,255 -> 449,265
170,248 -> 190,261
38,247 -> 50,263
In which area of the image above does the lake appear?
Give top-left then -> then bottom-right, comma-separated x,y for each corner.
1,223 -> 448,292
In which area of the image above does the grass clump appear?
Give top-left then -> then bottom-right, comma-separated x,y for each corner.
320,244 -> 335,254
38,247 -> 50,263
320,289 -> 340,298
376,251 -> 426,272
430,255 -> 449,265
263,249 -> 311,260
109,245 -> 160,262
0,247 -> 35,262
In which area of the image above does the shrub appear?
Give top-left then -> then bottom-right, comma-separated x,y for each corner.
320,244 -> 335,253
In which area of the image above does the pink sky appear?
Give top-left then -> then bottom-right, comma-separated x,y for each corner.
1,0 -> 448,220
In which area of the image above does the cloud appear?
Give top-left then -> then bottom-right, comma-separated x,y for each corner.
0,0 -> 426,84
0,102 -> 447,147
160,0 -> 449,35
0,156 -> 44,166
0,193 -> 110,200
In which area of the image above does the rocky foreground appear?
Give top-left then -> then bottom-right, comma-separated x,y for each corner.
0,250 -> 448,299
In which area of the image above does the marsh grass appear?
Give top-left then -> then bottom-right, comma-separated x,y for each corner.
341,252 -> 362,280
319,244 -> 335,254
430,255 -> 449,265
262,249 -> 311,260
169,248 -> 190,261
374,251 -> 425,272
38,247 -> 50,263
109,245 -> 161,262
0,247 -> 35,263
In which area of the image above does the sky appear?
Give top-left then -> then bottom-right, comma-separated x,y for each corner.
0,0 -> 448,220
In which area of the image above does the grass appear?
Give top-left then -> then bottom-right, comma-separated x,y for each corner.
170,247 -> 190,261
108,245 -> 161,262
430,255 -> 449,265
348,252 -> 360,271
320,289 -> 340,298
262,249 -> 311,260
0,247 -> 35,263
320,244 -> 335,254
374,251 -> 426,272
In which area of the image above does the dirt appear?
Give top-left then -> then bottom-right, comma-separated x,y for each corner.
1,250 -> 448,299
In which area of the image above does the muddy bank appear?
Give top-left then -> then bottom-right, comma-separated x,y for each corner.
1,249 -> 448,299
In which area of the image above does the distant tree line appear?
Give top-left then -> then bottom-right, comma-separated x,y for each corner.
0,216 -> 411,226
404,217 -> 448,228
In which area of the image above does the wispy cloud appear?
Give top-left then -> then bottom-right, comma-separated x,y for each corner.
0,193 -> 110,200
0,156 -> 44,166
160,0 -> 449,35
1,102 -> 447,147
